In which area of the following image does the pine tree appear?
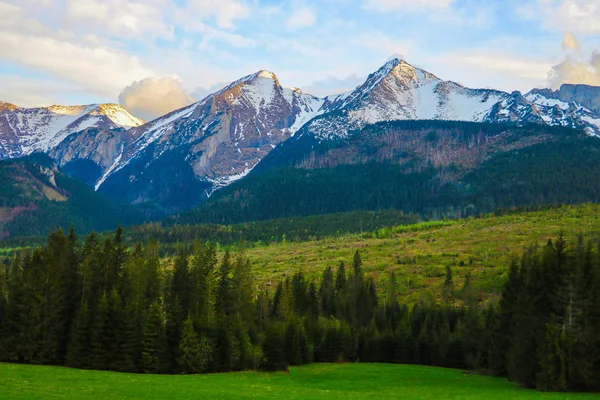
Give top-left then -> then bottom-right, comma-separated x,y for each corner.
215,251 -> 233,318
284,316 -> 302,366
319,266 -> 335,317
352,250 -> 363,286
442,266 -> 454,306
66,302 -> 90,368
106,290 -> 123,370
491,259 -> 521,376
162,295 -> 184,372
335,261 -> 347,292
171,251 -> 190,317
232,250 -> 253,322
262,322 -> 286,371
189,242 -> 216,321
538,322 -> 567,391
140,301 -> 164,373
89,294 -> 109,369
118,302 -> 141,372
178,317 -> 213,374
307,282 -> 319,317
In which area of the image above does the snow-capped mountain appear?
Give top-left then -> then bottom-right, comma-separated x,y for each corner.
0,103 -> 144,159
525,86 -> 600,136
528,84 -> 600,114
2,58 -> 600,214
300,59 -> 600,140
96,70 -> 325,211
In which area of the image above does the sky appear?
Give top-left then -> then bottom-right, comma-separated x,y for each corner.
1,0 -> 600,120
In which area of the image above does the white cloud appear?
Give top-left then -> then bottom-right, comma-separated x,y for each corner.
435,52 -> 552,92
0,33 -> 155,97
448,54 -> 552,81
181,20 -> 256,48
363,0 -> 454,13
187,0 -> 250,29
286,4 -> 317,30
65,0 -> 174,39
519,0 -> 600,35
562,32 -> 580,51
549,34 -> 600,88
119,76 -> 195,121
0,2 -> 155,98
549,52 -> 600,88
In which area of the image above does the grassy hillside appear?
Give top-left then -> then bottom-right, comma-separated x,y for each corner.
242,204 -> 600,303
0,363 -> 595,400
3,204 -> 600,304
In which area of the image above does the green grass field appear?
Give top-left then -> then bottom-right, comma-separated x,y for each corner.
244,204 -> 600,303
0,362 -> 596,400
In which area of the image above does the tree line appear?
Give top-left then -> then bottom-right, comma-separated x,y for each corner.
0,228 -> 599,392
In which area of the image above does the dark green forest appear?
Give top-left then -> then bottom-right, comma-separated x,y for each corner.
0,155 -> 153,238
180,123 -> 600,225
0,209 -> 419,261
0,228 -> 599,392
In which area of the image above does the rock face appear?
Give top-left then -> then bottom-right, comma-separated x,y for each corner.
48,127 -> 137,187
529,84 -> 600,114
97,70 -> 324,211
0,103 -> 144,159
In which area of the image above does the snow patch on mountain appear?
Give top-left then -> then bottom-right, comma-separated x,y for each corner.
0,103 -> 144,158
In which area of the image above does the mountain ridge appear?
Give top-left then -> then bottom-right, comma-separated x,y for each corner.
0,102 -> 144,160
2,58 -> 600,216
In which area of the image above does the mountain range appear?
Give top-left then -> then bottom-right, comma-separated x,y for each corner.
2,58 -> 600,236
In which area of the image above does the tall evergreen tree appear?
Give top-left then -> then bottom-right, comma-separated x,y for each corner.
140,300 -> 165,373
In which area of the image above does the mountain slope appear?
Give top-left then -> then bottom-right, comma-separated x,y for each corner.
97,70 -> 325,212
301,59 -> 597,140
0,154 -> 152,238
2,59 -> 600,218
95,59 -> 600,213
0,103 -> 144,159
177,121 -> 600,224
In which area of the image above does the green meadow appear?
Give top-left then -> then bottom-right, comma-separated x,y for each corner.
244,204 -> 600,302
0,362 -> 595,400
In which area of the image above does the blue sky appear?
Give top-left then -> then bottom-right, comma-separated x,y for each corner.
1,0 -> 599,120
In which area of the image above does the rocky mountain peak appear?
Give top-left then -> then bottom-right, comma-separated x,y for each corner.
0,101 -> 18,112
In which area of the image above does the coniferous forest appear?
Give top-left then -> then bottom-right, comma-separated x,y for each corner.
1,228 -> 599,392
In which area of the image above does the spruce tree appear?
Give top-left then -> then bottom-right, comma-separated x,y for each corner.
319,266 -> 335,317
442,266 -> 454,306
178,318 -> 203,374
140,300 -> 164,373
118,302 -> 141,372
66,302 -> 90,368
215,251 -> 233,318
89,294 -> 109,370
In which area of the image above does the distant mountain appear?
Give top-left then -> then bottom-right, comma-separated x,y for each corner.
301,59 -> 599,140
97,70 -> 325,212
0,154 -> 153,239
95,59 -> 600,212
0,103 -> 144,159
2,58 -> 600,219
526,84 -> 600,136
528,84 -> 600,113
